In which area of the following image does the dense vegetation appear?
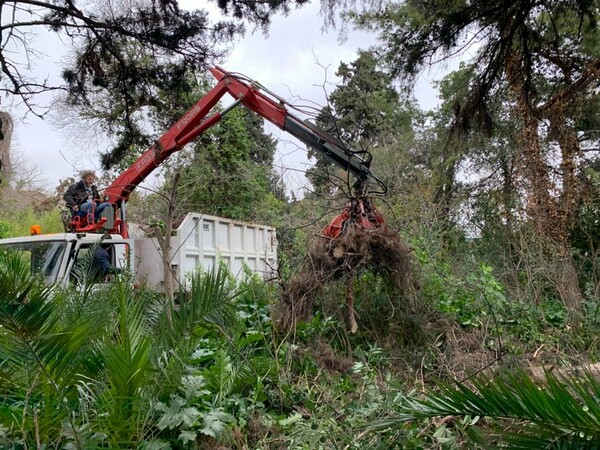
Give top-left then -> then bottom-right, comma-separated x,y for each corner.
2,0 -> 600,448
1,231 -> 600,448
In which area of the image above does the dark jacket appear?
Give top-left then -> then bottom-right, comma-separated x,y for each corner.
89,246 -> 121,281
64,180 -> 100,208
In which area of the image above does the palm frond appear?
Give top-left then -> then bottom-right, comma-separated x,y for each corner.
0,250 -> 93,385
159,265 -> 241,350
375,369 -> 600,448
101,284 -> 153,398
94,283 -> 154,445
0,251 -> 105,445
187,264 -> 241,330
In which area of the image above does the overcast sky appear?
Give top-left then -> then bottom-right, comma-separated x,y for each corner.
8,1 -> 442,196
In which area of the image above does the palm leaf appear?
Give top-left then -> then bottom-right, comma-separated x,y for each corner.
159,265 -> 241,350
375,369 -> 600,449
0,251 -> 94,385
93,282 -> 154,445
0,251 -> 103,445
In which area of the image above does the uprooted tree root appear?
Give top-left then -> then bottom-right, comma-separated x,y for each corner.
275,226 -> 416,332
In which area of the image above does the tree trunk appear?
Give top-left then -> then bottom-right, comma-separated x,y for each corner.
154,172 -> 181,314
546,107 -> 585,311
552,255 -> 583,313
162,216 -> 174,306
506,49 -> 556,239
163,173 -> 180,307
505,48 -> 583,312
0,112 -> 13,184
432,139 -> 459,232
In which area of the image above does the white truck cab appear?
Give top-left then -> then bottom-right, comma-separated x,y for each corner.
0,233 -> 131,287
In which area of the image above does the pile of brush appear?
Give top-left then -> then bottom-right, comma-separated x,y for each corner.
276,225 -> 415,332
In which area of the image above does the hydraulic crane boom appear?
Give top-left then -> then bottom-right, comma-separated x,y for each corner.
103,66 -> 386,238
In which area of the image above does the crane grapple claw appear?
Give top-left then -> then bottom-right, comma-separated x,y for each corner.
322,197 -> 386,239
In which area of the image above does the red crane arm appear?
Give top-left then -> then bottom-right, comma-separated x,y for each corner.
105,66 -> 377,206
103,79 -> 233,204
102,66 -> 384,238
209,67 -> 375,183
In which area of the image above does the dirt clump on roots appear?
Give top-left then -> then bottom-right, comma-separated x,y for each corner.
276,225 -> 415,331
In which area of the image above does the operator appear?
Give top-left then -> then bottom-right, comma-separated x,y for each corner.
89,244 -> 122,282
64,170 -> 110,221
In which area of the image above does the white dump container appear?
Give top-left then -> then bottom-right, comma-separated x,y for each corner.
134,213 -> 277,289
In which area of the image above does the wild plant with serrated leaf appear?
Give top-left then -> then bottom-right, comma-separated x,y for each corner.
155,374 -> 235,446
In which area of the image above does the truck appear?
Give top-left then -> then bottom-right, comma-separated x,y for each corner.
0,66 -> 386,288
0,213 -> 277,289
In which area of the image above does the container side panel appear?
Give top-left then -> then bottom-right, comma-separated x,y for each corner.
246,257 -> 258,271
134,238 -> 164,289
232,257 -> 244,278
232,225 -> 243,252
203,220 -> 215,250
246,228 -> 255,251
182,254 -> 199,280
255,229 -> 263,249
170,213 -> 277,282
217,222 -> 230,250
193,217 -> 200,249
203,255 -> 216,272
